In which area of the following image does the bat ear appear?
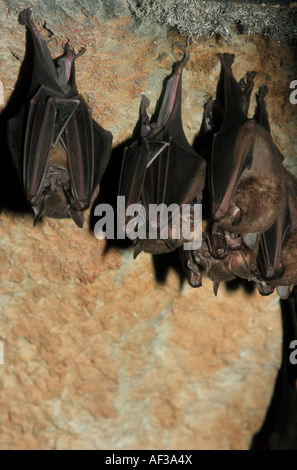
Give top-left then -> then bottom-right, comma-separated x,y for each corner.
32,203 -> 45,226
213,281 -> 220,296
133,243 -> 143,259
67,206 -> 84,228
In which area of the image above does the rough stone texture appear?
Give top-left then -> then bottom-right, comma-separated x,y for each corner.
128,0 -> 297,41
0,0 -> 296,450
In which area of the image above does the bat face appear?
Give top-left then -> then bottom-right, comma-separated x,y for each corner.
119,56 -> 206,256
7,8 -> 112,226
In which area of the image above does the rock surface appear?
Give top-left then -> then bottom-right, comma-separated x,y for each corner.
0,0 -> 296,450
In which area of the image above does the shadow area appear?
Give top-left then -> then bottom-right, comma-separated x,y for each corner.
250,286 -> 297,450
0,29 -> 34,215
90,137 -> 134,252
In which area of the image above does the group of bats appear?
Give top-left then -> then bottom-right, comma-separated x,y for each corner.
6,8 -> 297,299
4,7 -> 297,450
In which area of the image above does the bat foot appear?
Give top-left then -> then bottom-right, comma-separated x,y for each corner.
18,8 -> 33,26
63,42 -> 86,59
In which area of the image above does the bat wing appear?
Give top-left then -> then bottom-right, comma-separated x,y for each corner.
19,8 -> 64,96
257,199 -> 291,281
210,54 -> 251,221
20,86 -> 79,206
210,125 -> 254,221
65,96 -> 112,211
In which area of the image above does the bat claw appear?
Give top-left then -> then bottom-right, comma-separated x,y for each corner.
63,43 -> 86,60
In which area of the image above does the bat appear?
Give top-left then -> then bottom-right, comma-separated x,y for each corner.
119,55 -> 206,257
251,286 -> 297,450
209,53 -> 287,245
250,84 -> 292,295
180,55 -> 258,290
6,8 -> 112,227
179,53 -> 297,298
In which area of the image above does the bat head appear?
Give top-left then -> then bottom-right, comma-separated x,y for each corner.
131,219 -> 185,257
30,164 -> 85,227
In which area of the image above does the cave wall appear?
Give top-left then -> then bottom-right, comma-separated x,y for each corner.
0,0 -> 296,450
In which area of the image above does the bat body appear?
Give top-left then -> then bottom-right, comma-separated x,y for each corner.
119,56 -> 206,256
210,54 -> 286,238
7,8 -> 112,227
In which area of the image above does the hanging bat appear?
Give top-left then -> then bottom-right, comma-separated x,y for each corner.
179,55 -> 258,290
249,84 -> 292,296
210,53 -> 287,245
6,8 -> 112,227
251,286 -> 297,450
119,56 -> 206,257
